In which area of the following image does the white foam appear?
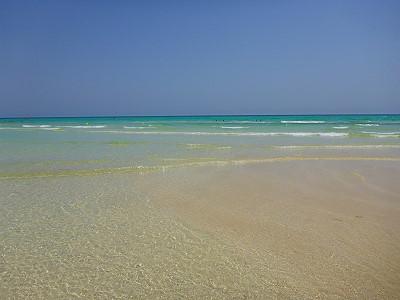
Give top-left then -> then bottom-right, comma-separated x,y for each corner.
185,143 -> 232,150
92,130 -> 348,137
371,134 -> 400,138
225,121 -> 273,124
123,126 -> 148,129
361,131 -> 400,138
63,125 -> 106,129
41,127 -> 61,131
333,126 -> 348,129
356,124 -> 380,127
22,124 -> 51,128
362,131 -> 400,135
277,132 -> 347,137
220,126 -> 249,129
276,144 -> 400,149
281,121 -> 326,124
151,120 -> 273,124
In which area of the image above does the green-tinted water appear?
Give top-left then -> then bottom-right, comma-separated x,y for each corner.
1,115 -> 400,298
1,115 -> 400,178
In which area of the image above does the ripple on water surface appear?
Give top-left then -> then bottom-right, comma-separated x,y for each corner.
0,174 -> 282,298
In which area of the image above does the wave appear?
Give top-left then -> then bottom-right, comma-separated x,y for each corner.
275,144 -> 400,149
63,125 -> 106,129
22,124 -> 51,128
281,121 -> 326,124
40,127 -> 61,131
362,131 -> 400,135
333,126 -> 348,129
20,125 -> 60,130
2,156 -> 400,180
92,130 -> 348,137
356,124 -> 380,127
361,131 -> 400,138
123,126 -> 149,129
130,120 -> 273,124
371,135 -> 400,138
220,126 -> 250,129
186,143 -> 232,150
271,132 -> 347,137
222,121 -> 273,124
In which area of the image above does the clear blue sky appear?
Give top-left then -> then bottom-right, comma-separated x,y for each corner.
1,0 -> 399,117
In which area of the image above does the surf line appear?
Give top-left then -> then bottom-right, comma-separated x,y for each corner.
1,156 -> 400,180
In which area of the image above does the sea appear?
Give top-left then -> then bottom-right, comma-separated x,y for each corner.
1,114 -> 400,298
0,114 -> 400,179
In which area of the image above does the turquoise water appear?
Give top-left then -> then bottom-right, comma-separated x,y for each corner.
1,115 -> 400,298
1,115 -> 400,178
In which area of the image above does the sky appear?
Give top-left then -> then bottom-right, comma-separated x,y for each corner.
0,0 -> 399,117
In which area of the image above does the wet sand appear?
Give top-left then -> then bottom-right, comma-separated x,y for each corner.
141,160 -> 400,298
1,160 -> 400,298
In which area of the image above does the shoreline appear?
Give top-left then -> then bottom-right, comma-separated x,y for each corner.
1,160 -> 399,298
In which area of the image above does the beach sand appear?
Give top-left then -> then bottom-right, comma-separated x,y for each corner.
145,161 -> 400,298
1,159 -> 399,298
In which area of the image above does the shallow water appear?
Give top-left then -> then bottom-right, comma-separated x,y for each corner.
1,115 -> 400,298
1,115 -> 400,176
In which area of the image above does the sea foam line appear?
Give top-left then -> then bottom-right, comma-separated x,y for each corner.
2,156 -> 400,180
90,130 -> 348,137
281,121 -> 326,124
40,127 -> 61,131
371,135 -> 400,138
22,124 -> 51,128
225,121 -> 274,123
362,131 -> 400,135
19,125 -> 61,130
0,127 -> 25,130
62,125 -> 106,129
275,144 -> 400,149
356,124 -> 380,127
361,131 -> 400,138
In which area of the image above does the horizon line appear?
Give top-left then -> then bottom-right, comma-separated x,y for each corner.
1,113 -> 400,119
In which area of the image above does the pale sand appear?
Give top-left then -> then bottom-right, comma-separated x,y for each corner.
1,160 -> 399,298
140,160 -> 400,298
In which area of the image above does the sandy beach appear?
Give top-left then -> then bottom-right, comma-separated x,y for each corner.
1,157 -> 399,298
1,115 -> 400,298
144,160 -> 400,298
2,0 -> 399,297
